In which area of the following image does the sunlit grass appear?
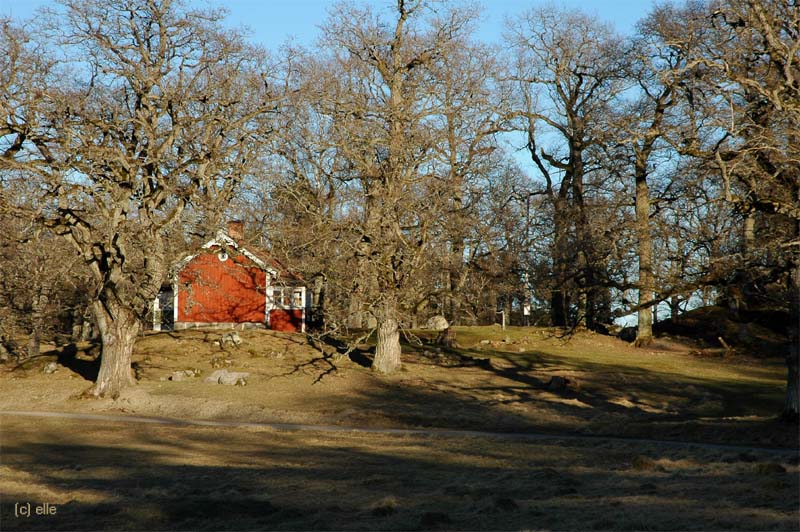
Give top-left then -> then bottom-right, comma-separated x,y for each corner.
443,325 -> 786,418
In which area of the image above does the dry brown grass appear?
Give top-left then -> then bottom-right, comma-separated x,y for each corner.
0,326 -> 792,447
1,326 -> 797,530
1,415 -> 797,531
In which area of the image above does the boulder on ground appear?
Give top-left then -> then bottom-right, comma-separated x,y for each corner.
425,315 -> 449,331
169,368 -> 200,381
222,332 -> 243,346
205,369 -> 249,386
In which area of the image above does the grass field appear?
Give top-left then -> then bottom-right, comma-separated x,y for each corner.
1,325 -> 797,530
1,415 -> 797,531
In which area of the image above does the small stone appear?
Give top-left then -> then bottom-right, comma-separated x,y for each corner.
210,355 -> 233,368
42,362 -> 58,374
222,332 -> 243,346
169,369 -> 200,381
205,369 -> 250,385
369,497 -> 398,517
480,339 -> 491,345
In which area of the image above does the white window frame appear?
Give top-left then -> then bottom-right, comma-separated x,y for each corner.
268,286 -> 305,310
266,286 -> 306,332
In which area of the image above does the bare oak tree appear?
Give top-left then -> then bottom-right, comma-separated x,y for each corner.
660,0 -> 799,418
618,2 -> 703,345
507,6 -> 627,328
271,0 -> 483,372
1,0 -> 281,396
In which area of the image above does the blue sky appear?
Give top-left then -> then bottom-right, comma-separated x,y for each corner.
2,0 -> 656,49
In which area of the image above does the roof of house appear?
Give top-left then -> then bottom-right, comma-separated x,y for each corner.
171,229 -> 304,284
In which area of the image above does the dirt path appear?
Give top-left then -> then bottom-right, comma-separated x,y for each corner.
3,409 -> 796,456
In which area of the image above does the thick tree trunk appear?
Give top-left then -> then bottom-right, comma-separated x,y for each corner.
785,348 -> 799,422
347,293 -> 364,329
27,286 -> 49,359
669,296 -> 681,319
634,171 -> 654,347
89,299 -> 139,398
372,315 -> 401,374
550,204 -> 570,327
372,295 -> 401,374
571,142 -> 595,329
783,260 -> 800,422
448,237 -> 465,325
27,331 -> 40,359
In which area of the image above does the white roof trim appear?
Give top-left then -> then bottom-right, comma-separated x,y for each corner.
170,230 -> 278,279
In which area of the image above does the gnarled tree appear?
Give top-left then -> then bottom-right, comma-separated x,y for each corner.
0,0 -> 281,396
271,0 -> 485,372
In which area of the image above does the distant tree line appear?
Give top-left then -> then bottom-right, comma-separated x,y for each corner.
1,0 -> 796,418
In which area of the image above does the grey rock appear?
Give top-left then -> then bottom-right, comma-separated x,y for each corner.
169,369 -> 200,381
425,315 -> 450,331
205,369 -> 249,385
42,361 -> 58,374
222,332 -> 243,346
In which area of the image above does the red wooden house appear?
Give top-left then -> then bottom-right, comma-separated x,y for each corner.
153,222 -> 307,333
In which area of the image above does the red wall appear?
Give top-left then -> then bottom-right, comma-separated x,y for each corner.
269,309 -> 304,332
178,252 -> 267,324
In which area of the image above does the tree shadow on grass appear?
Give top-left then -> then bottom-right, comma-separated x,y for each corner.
295,332 -> 793,447
336,339 -> 795,448
1,415 -> 797,532
451,344 -> 785,416
56,343 -> 100,382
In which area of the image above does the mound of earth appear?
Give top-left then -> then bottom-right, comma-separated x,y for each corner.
654,305 -> 791,357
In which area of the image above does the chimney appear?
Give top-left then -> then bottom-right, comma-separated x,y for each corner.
227,220 -> 244,241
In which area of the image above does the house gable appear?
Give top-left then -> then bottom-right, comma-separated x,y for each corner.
176,247 -> 268,325
153,226 -> 308,333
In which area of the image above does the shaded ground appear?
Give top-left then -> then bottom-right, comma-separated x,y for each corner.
1,415 -> 798,531
654,305 -> 792,358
